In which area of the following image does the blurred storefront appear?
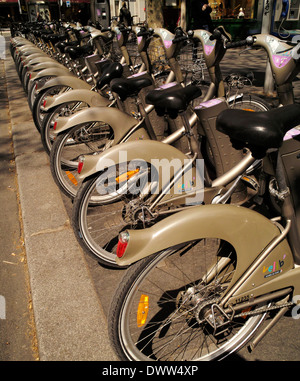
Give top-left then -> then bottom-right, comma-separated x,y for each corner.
187,0 -> 300,40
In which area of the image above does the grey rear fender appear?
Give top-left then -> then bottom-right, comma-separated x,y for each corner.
35,75 -> 92,93
30,67 -> 72,82
22,54 -> 52,65
12,38 -> 32,47
17,46 -> 42,55
26,62 -> 66,73
116,204 -> 293,282
54,106 -> 138,139
43,89 -> 110,111
77,140 -> 190,195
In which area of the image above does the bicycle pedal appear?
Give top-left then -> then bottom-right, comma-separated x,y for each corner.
241,175 -> 259,191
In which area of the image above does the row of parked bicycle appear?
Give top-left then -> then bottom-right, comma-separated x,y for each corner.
10,19 -> 300,361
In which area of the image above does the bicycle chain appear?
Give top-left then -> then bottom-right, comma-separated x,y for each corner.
234,301 -> 294,319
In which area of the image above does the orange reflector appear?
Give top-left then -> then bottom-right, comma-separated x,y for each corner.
116,169 -> 140,184
137,294 -> 149,327
65,171 -> 78,186
242,109 -> 255,112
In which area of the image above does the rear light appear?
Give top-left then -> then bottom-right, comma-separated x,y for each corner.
116,231 -> 129,258
77,156 -> 85,174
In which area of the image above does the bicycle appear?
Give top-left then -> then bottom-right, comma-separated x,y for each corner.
108,102 -> 300,361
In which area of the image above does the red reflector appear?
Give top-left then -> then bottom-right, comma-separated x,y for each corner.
116,231 -> 129,258
43,100 -> 47,107
116,241 -> 128,258
53,121 -> 57,130
77,161 -> 84,174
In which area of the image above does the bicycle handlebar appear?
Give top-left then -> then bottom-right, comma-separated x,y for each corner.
172,35 -> 189,43
210,27 -> 254,49
225,37 -> 254,49
137,28 -> 154,37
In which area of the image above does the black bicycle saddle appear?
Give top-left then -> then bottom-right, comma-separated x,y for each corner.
110,73 -> 153,100
146,83 -> 202,117
216,104 -> 300,158
64,44 -> 93,59
96,62 -> 124,89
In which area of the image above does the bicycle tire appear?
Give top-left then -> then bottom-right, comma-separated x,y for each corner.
41,101 -> 89,155
50,121 -> 114,199
32,85 -> 66,132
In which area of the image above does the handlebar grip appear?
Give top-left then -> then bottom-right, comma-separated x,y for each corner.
137,30 -> 150,37
119,26 -> 131,32
209,29 -> 222,41
172,35 -> 188,44
226,39 -> 249,49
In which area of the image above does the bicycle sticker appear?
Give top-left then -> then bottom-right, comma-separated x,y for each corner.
194,98 -> 223,109
284,128 -> 300,140
272,54 -> 292,68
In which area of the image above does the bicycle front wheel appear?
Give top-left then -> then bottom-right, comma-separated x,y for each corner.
108,239 -> 268,361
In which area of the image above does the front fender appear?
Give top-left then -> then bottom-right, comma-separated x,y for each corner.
54,107 -> 137,140
117,205 -> 293,283
44,89 -> 110,111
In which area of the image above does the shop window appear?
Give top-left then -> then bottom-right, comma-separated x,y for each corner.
210,0 -> 255,19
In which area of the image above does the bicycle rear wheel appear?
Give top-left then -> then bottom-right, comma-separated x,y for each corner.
72,162 -> 154,267
108,239 -> 268,361
50,122 -> 114,199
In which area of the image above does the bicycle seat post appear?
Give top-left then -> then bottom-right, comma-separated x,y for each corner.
272,151 -> 300,264
180,109 -> 201,159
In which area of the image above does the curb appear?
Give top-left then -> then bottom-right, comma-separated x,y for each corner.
4,35 -> 117,361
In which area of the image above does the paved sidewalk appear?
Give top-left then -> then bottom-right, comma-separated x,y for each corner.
2,33 -> 117,361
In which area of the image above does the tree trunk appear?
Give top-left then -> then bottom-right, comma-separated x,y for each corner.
145,0 -> 164,28
90,0 -> 96,23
